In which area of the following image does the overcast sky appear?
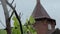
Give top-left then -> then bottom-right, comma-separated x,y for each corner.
0,0 -> 60,29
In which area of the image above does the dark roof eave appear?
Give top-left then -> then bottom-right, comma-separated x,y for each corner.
34,17 -> 56,25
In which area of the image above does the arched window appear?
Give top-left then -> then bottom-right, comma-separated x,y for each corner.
48,24 -> 52,30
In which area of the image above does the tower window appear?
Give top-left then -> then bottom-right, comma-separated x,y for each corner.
48,24 -> 52,30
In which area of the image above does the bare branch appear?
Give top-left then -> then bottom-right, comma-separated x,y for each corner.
6,1 -> 23,34
9,4 -> 16,19
11,0 -> 14,5
9,11 -> 14,20
8,0 -> 15,12
19,12 -> 21,19
19,12 -> 23,19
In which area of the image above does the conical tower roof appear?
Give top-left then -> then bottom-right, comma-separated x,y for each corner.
32,0 -> 56,25
32,0 -> 51,19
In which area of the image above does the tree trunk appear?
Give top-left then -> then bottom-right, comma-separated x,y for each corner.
0,0 -> 11,34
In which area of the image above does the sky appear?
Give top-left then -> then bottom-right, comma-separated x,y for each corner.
0,0 -> 60,29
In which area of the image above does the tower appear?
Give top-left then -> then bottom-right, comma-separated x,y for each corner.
32,0 -> 56,34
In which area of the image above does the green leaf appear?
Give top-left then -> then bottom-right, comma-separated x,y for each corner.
29,16 -> 35,24
12,16 -> 21,34
12,16 -> 37,34
0,29 -> 7,34
12,16 -> 19,27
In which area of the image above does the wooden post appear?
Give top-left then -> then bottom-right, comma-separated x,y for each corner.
0,0 -> 11,34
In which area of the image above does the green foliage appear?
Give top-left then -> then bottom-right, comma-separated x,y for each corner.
0,29 -> 7,34
0,16 -> 37,34
12,16 -> 37,34
12,27 -> 21,34
29,16 -> 35,24
24,24 -> 37,34
12,16 -> 19,27
12,16 -> 21,34
22,26 -> 27,34
24,16 -> 37,34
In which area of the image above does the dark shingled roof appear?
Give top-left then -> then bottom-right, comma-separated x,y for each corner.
32,0 -> 51,19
